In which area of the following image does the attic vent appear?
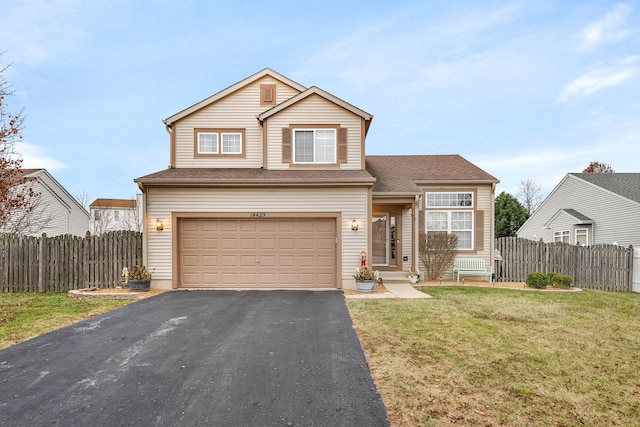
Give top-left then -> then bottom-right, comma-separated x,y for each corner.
260,84 -> 276,106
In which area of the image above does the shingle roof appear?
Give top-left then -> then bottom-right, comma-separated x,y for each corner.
365,155 -> 499,193
90,198 -> 136,208
135,168 -> 376,186
571,173 -> 640,204
561,209 -> 593,223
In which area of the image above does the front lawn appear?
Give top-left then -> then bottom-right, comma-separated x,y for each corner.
0,292 -> 134,350
347,286 -> 640,426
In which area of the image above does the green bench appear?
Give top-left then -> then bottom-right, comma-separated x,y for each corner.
453,258 -> 492,282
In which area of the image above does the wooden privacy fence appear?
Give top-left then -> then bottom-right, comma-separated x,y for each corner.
0,231 -> 143,293
495,236 -> 633,292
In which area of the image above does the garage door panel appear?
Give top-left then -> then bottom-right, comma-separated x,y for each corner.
201,238 -> 219,250
201,255 -> 219,267
317,256 -> 334,268
221,255 -> 238,266
179,218 -> 336,288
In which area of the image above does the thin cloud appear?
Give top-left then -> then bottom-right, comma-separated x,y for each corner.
16,142 -> 68,170
580,3 -> 632,49
557,56 -> 639,104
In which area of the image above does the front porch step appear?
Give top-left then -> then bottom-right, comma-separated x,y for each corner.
378,271 -> 411,284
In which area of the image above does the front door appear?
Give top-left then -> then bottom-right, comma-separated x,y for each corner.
372,213 -> 399,269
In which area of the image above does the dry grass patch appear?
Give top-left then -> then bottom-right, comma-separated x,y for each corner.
347,286 -> 640,426
0,292 -> 134,350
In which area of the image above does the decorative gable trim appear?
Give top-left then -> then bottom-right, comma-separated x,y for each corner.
258,86 -> 373,131
260,84 -> 276,106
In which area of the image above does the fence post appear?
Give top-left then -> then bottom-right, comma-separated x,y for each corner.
38,233 -> 47,292
632,247 -> 639,293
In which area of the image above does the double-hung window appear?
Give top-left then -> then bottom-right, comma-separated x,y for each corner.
195,128 -> 245,157
425,192 -> 474,250
554,230 -> 570,243
198,132 -> 218,154
293,129 -> 336,163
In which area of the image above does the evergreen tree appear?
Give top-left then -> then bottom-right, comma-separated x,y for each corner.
495,191 -> 529,238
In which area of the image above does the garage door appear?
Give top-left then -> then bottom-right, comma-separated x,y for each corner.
178,218 -> 337,288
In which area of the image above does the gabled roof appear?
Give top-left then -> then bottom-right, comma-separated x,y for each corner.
571,173 -> 640,204
163,68 -> 307,125
365,155 -> 499,194
544,208 -> 593,228
90,198 -> 137,209
257,86 -> 374,134
135,168 -> 375,187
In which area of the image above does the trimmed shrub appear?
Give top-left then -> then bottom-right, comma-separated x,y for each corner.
549,273 -> 573,289
526,272 -> 549,289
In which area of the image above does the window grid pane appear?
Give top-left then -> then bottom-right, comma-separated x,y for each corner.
198,133 -> 218,153
314,129 -> 336,163
294,130 -> 314,162
425,210 -> 473,250
426,192 -> 473,207
222,133 -> 242,154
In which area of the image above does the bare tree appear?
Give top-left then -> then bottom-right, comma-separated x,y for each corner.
418,232 -> 458,280
90,200 -> 114,235
122,195 -> 143,232
583,161 -> 614,173
0,56 -> 42,234
75,190 -> 90,211
517,179 -> 543,215
0,185 -> 53,234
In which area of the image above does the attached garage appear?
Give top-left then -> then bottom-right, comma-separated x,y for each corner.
177,217 -> 337,288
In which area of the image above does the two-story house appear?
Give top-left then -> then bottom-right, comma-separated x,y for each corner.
135,69 -> 499,290
89,196 -> 143,235
2,169 -> 89,237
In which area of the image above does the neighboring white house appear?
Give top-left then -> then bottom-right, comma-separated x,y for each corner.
89,195 -> 143,235
2,168 -> 90,237
517,173 -> 640,247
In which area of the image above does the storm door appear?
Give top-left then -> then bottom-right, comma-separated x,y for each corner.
372,214 -> 398,268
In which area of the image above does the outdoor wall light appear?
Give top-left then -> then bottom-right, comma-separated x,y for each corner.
351,219 -> 359,231
156,219 -> 164,231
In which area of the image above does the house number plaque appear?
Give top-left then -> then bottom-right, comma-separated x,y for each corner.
250,212 -> 266,218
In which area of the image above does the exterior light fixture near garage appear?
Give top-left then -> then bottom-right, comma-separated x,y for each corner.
351,219 -> 359,231
156,219 -> 164,231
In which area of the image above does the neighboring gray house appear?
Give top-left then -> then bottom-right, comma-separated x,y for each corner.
517,173 -> 640,247
3,169 -> 90,237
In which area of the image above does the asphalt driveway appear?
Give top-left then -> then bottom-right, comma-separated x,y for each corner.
0,291 -> 389,426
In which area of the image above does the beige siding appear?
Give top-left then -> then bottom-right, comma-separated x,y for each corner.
265,94 -> 363,170
146,186 -> 368,288
419,184 -> 495,279
174,76 -> 301,168
402,208 -> 413,272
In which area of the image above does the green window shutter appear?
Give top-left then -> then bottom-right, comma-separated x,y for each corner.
282,128 -> 292,163
337,128 -> 348,164
475,210 -> 484,251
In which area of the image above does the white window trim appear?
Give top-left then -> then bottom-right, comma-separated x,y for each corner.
292,128 -> 337,164
197,132 -> 219,154
554,230 -> 570,243
575,228 -> 589,246
426,192 -> 474,208
221,132 -> 243,154
425,210 -> 474,250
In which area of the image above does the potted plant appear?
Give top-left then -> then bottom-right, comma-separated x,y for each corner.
407,268 -> 420,284
127,265 -> 152,292
354,265 -> 376,292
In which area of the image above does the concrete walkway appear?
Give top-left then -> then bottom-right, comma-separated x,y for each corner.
345,282 -> 432,299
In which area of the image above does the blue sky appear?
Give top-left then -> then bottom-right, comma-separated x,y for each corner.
1,0 -> 639,204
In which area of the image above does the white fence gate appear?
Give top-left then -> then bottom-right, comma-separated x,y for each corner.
634,248 -> 640,293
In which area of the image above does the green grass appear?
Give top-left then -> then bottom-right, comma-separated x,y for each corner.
0,293 -> 134,350
347,286 -> 640,427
